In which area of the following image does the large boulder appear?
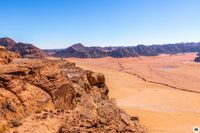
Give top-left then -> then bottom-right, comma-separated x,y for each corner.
86,70 -> 105,87
194,52 -> 200,62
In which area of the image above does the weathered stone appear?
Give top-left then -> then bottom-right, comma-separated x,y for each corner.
0,50 -> 146,133
0,46 -> 20,65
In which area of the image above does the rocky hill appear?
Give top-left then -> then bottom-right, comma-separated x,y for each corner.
0,37 -> 16,50
54,42 -> 200,58
11,42 -> 45,58
0,37 -> 45,59
54,43 -> 108,58
54,43 -> 90,58
0,49 -> 147,133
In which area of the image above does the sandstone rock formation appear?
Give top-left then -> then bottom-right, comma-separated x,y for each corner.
0,37 -> 16,50
0,54 -> 147,132
11,42 -> 45,58
0,37 -> 45,59
0,46 -> 20,65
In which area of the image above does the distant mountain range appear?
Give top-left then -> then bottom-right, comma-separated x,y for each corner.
1,37 -> 200,59
53,42 -> 200,58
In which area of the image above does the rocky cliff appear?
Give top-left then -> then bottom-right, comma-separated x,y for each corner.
0,49 -> 147,132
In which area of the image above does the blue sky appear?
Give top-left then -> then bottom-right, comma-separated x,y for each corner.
0,0 -> 200,49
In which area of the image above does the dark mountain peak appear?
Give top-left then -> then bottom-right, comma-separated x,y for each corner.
70,43 -> 87,51
71,43 -> 84,47
0,37 -> 17,50
55,43 -> 109,58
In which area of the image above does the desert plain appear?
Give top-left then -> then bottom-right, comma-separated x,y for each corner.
65,53 -> 200,133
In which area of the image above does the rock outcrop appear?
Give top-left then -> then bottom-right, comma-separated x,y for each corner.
194,52 -> 200,62
0,37 -> 45,59
0,46 -> 20,64
0,55 -> 147,132
11,42 -> 45,58
195,57 -> 200,62
0,37 -> 16,50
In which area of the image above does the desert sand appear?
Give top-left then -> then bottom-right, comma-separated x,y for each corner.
65,53 -> 200,133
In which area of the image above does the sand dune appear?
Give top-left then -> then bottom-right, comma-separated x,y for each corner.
65,53 -> 200,133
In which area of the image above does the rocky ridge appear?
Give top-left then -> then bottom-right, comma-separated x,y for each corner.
54,43 -> 108,58
54,42 -> 200,58
2,37 -> 200,59
0,37 -> 45,59
0,49 -> 147,132
11,42 -> 45,58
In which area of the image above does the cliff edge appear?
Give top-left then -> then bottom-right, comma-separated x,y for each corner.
0,49 -> 147,133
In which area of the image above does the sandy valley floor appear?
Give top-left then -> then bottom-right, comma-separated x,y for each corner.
64,53 -> 200,133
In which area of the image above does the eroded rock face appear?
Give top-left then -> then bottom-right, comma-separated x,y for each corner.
0,58 -> 147,133
11,43 -> 45,59
0,37 -> 16,50
0,46 -> 20,64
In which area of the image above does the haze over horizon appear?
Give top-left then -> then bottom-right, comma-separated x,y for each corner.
1,0 -> 200,49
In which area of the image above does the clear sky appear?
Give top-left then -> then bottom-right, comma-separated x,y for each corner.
0,0 -> 200,49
